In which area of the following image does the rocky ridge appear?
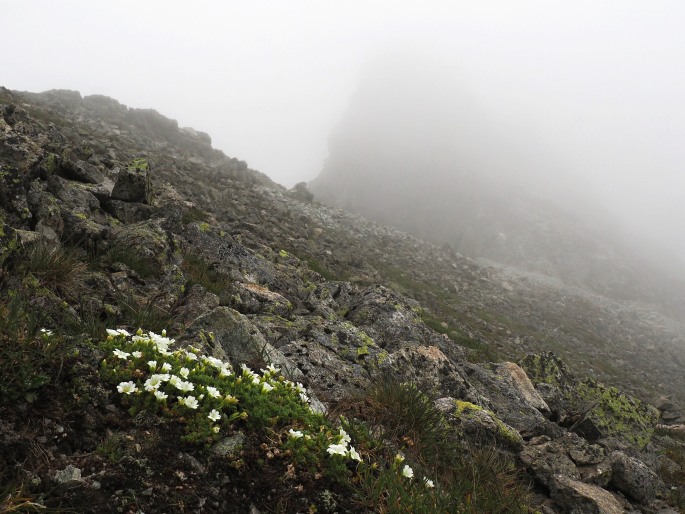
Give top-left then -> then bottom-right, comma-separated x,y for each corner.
0,87 -> 684,512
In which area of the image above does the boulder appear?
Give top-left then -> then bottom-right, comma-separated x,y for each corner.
381,345 -> 468,398
609,451 -> 661,504
111,163 -> 153,204
521,352 -> 659,447
57,148 -> 106,184
437,398 -> 524,451
550,474 -> 624,514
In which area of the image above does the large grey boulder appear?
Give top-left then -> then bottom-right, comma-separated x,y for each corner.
550,475 -> 624,514
609,451 -> 661,504
111,164 -> 153,204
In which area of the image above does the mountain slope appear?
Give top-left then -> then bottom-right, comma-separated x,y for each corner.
1,87 -> 684,512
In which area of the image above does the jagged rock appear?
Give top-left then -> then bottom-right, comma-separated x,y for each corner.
461,362 -> 561,439
105,198 -> 155,223
180,306 -> 303,388
110,164 -> 152,204
382,345 -> 468,398
234,282 -> 293,316
437,398 -> 524,451
108,218 -> 176,277
346,285 -> 455,354
279,335 -> 369,402
550,474 -> 624,514
47,174 -> 100,216
287,182 -> 314,203
492,362 -> 550,415
654,395 -> 684,425
57,148 -> 106,184
520,439 -> 581,487
609,451 -> 661,504
521,352 -> 659,447
27,182 -> 64,239
177,284 -> 220,325
210,432 -> 245,458
53,465 -> 84,488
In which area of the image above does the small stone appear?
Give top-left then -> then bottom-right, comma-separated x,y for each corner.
53,465 -> 83,488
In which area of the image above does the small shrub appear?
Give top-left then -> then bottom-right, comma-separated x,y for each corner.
114,292 -> 177,334
99,246 -> 157,279
181,254 -> 229,294
17,243 -> 86,299
0,296 -> 70,404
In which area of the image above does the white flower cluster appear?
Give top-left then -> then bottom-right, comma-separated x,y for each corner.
326,427 -> 362,462
106,328 -> 315,436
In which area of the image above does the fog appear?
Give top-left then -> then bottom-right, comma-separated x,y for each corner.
4,1 -> 685,271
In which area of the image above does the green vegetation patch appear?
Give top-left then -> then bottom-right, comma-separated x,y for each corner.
521,352 -> 658,447
127,157 -> 150,171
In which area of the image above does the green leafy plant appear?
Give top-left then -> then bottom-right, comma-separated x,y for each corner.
0,296 -> 70,404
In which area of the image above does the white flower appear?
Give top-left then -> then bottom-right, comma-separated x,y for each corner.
212,426 -> 220,434
424,478 -> 435,488
147,360 -> 157,371
161,362 -> 172,372
117,381 -> 138,394
131,351 -> 142,359
152,373 -> 171,382
402,465 -> 414,479
149,331 -> 174,353
185,352 -> 198,361
179,367 -> 190,378
224,394 -> 238,404
261,382 -> 274,393
178,395 -> 199,409
208,409 -> 221,422
326,443 -> 348,456
295,382 -> 307,393
394,453 -> 405,464
288,429 -> 304,439
203,356 -> 224,369
219,366 -> 233,378
299,392 -> 310,404
339,428 -> 351,445
40,328 -> 53,336
112,349 -> 130,359
106,329 -> 120,337
154,390 -> 168,401
144,376 -> 163,392
169,375 -> 182,388
252,376 -> 261,385
206,386 -> 221,398
116,329 -> 131,337
176,380 -> 194,392
348,446 -> 362,461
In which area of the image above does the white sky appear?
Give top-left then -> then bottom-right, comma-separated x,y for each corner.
4,1 -> 685,264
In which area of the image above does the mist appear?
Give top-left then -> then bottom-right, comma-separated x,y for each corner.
4,1 -> 685,275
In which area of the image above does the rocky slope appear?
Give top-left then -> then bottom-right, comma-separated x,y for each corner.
1,87 -> 684,513
309,61 -> 685,322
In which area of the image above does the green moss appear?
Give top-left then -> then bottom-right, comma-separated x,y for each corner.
575,378 -> 658,447
278,249 -> 289,258
127,157 -> 150,171
198,222 -> 210,233
454,401 -> 521,448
